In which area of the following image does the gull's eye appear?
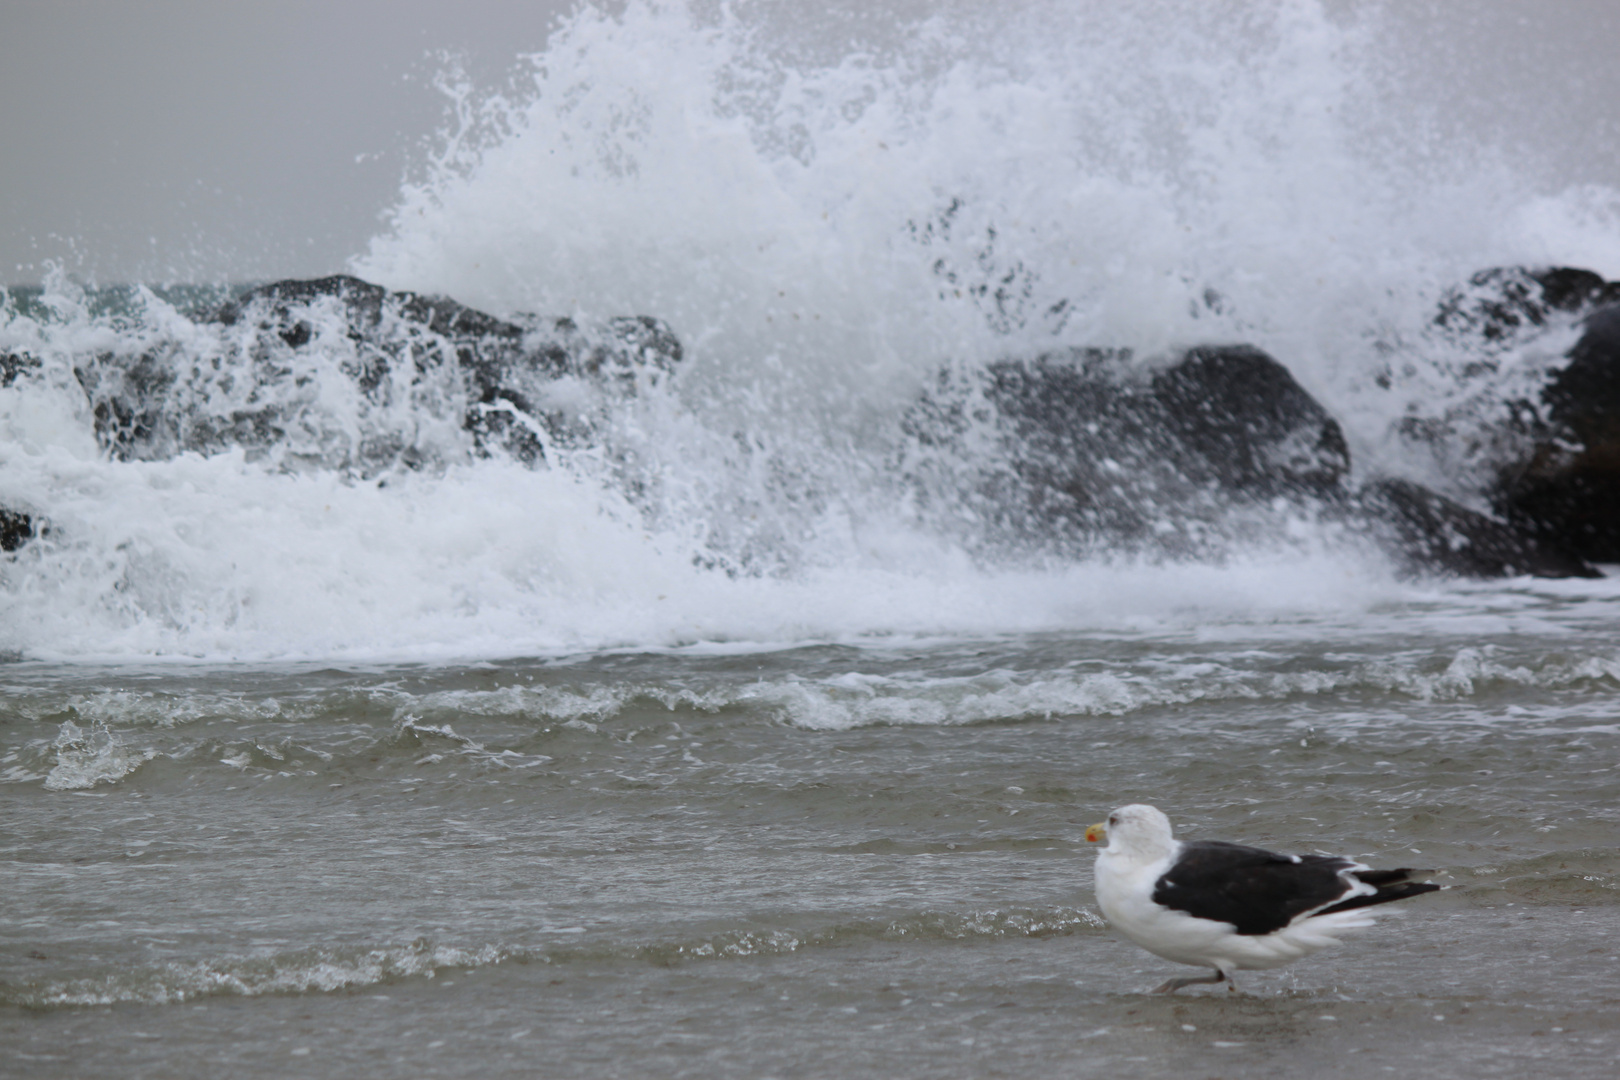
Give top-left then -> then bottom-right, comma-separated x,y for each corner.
1108,815 -> 1118,826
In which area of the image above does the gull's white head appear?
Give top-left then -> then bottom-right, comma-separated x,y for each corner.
1085,803 -> 1176,857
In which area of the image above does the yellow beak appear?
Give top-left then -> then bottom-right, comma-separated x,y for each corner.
1085,821 -> 1107,843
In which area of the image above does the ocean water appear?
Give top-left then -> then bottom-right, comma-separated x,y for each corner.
3,2 -> 1619,1076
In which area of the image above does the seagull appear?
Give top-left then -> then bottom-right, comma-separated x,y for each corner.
1085,804 -> 1440,993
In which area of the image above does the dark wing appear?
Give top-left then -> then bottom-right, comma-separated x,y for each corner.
1312,868 -> 1441,917
1151,840 -> 1358,936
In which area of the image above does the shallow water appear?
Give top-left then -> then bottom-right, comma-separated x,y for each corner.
4,580 -> 1618,1077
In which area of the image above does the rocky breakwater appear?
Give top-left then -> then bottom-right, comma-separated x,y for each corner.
903,296 -> 1602,577
5,269 -> 1617,579
903,344 -> 1350,558
1490,275 -> 1620,562
1,349 -> 43,552
1381,264 -> 1620,571
68,274 -> 681,475
1,274 -> 680,556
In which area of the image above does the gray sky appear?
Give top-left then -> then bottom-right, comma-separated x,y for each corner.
1,0 -> 578,284
3,1 -> 1618,286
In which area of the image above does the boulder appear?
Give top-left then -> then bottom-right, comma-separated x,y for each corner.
1149,345 -> 1350,499
904,335 -> 1599,577
2,358 -> 43,553
1498,303 -> 1620,561
1355,478 -> 1598,579
1434,266 -> 1620,343
70,275 -> 680,475
906,344 -> 1350,556
0,507 -> 36,553
2,350 -> 40,387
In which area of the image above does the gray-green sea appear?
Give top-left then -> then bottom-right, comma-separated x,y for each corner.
5,583 -> 1618,1077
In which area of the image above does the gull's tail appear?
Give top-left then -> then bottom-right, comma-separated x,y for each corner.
1314,868 -> 1442,919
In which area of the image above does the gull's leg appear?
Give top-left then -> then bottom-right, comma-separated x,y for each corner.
1150,969 -> 1226,994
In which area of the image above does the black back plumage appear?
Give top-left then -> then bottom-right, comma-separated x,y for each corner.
1150,840 -> 1435,936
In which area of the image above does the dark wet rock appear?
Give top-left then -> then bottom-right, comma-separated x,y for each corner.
71,275 -> 681,475
972,348 -> 1189,548
469,312 -> 682,467
1498,302 -> 1620,560
1,507 -> 37,553
905,344 -> 1350,557
1,361 -> 46,554
1355,478 -> 1599,580
1149,345 -> 1350,498
1375,264 -> 1620,565
1434,266 -> 1620,344
2,350 -> 41,387
905,335 -> 1596,578
1379,266 -> 1620,487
